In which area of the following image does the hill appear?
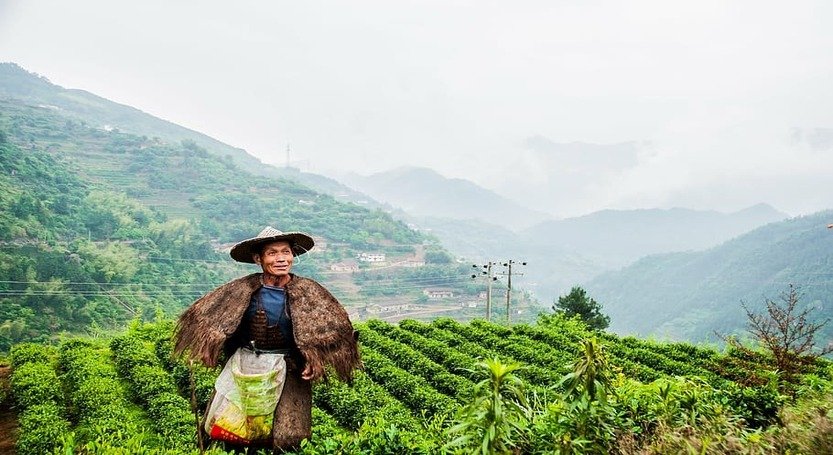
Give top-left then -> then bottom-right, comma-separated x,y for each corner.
0,66 -> 496,350
0,62 -> 269,177
0,96 -> 422,248
273,166 -> 384,209
522,204 -> 789,268
419,205 -> 789,305
585,210 -> 833,342
341,166 -> 550,231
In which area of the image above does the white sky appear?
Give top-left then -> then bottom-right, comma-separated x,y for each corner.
1,0 -> 831,217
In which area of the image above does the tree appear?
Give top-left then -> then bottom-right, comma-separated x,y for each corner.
425,250 -> 452,264
553,286 -> 610,330
729,284 -> 832,386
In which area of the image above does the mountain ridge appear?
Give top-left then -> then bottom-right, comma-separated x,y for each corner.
584,210 -> 833,342
340,166 -> 551,231
0,62 -> 268,176
522,203 -> 789,268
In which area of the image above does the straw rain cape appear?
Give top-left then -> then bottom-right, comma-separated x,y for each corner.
173,273 -> 361,382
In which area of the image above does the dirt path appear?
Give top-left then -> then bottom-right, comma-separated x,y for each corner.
0,365 -> 18,454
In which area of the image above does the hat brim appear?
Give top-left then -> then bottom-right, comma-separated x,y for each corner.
230,232 -> 315,263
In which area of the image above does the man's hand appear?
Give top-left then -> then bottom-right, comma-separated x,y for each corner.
301,363 -> 323,381
301,364 -> 313,381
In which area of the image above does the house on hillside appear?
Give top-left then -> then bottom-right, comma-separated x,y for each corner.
329,260 -> 359,273
423,288 -> 455,300
358,252 -> 386,263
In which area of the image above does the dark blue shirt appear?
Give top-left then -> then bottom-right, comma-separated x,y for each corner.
245,284 -> 293,341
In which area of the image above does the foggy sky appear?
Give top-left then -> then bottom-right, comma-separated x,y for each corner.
1,0 -> 831,217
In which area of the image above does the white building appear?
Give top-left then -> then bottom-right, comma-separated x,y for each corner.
423,288 -> 455,300
358,252 -> 386,262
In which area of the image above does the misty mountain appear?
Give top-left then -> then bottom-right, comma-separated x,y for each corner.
0,62 -> 392,211
492,136 -> 648,217
341,166 -> 550,231
273,166 -> 387,209
407,205 -> 789,307
522,204 -> 789,268
0,62 -> 268,176
584,210 -> 833,342
380,203 -> 789,306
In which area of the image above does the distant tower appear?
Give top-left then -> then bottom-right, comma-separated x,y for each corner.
285,143 -> 291,168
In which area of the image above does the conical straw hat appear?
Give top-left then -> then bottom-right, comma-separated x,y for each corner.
229,226 -> 315,263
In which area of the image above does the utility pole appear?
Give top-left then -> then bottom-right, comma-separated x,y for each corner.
472,261 -> 498,321
499,260 -> 527,324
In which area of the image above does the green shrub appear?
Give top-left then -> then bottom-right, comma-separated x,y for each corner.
59,340 -> 143,447
131,364 -> 178,398
10,362 -> 62,408
147,392 -> 195,449
110,333 -> 197,450
110,336 -> 157,373
445,358 -> 530,454
154,336 -> 216,409
16,402 -> 72,455
9,342 -> 56,368
724,381 -> 785,428
530,395 -> 620,454
74,376 -> 127,420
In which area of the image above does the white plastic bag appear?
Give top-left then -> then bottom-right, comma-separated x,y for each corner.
205,348 -> 287,444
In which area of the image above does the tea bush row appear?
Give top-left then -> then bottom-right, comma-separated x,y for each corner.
400,319 -> 561,387
367,319 -> 482,383
110,334 -> 196,451
359,346 -> 456,418
449,318 -> 576,376
313,370 -> 421,432
58,339 -> 155,448
520,320 -> 663,383
356,322 -> 474,400
9,343 -> 72,455
153,337 -> 217,410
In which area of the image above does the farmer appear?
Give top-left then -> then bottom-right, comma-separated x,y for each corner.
174,226 -> 361,450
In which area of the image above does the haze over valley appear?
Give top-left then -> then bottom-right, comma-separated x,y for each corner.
2,0 -> 832,346
2,62 -> 830,347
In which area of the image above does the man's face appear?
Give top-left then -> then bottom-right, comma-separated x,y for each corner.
254,241 -> 294,277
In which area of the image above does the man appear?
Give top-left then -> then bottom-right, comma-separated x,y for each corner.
174,226 -> 360,450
